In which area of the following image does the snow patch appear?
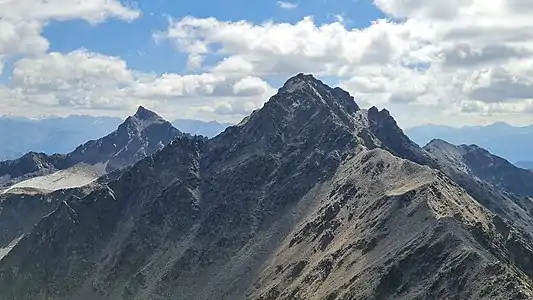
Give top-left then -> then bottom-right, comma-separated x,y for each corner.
106,185 -> 117,201
2,163 -> 106,194
0,234 -> 24,261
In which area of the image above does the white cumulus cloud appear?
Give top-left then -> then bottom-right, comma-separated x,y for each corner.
0,0 -> 140,74
2,49 -> 274,120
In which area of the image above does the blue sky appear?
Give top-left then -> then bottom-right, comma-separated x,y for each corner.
42,0 -> 384,75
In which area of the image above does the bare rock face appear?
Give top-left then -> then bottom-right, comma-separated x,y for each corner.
249,150 -> 533,300
1,74 -> 533,300
0,106 -> 182,188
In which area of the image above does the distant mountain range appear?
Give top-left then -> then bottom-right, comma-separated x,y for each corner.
172,119 -> 231,138
4,114 -> 530,168
2,74 -> 533,299
0,116 -> 230,161
0,115 -> 122,161
406,122 -> 533,165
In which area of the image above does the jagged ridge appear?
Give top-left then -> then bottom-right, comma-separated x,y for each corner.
425,139 -> 533,197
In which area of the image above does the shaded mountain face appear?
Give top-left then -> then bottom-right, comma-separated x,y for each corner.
0,185 -> 98,254
67,106 -> 183,172
0,106 -> 183,188
1,74 -> 533,300
424,139 -> 533,198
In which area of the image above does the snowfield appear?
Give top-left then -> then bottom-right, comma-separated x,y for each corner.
1,163 -> 106,194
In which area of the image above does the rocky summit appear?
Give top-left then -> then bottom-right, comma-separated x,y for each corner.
1,74 -> 533,300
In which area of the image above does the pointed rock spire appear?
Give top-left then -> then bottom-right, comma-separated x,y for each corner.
133,106 -> 164,122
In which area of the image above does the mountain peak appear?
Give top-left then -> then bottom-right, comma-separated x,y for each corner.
288,72 -> 318,83
279,73 -> 323,94
487,121 -> 512,129
133,106 -> 163,122
121,106 -> 169,134
70,106 -> 181,172
272,73 -> 359,115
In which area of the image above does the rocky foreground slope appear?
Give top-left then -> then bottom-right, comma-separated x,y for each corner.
1,74 -> 533,300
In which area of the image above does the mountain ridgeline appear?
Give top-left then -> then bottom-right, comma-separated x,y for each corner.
424,139 -> 533,197
517,161 -> 533,171
1,74 -> 533,300
0,106 -> 183,187
0,115 -> 229,162
406,122 -> 533,164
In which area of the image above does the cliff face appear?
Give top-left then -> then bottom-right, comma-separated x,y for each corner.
1,74 -> 533,300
